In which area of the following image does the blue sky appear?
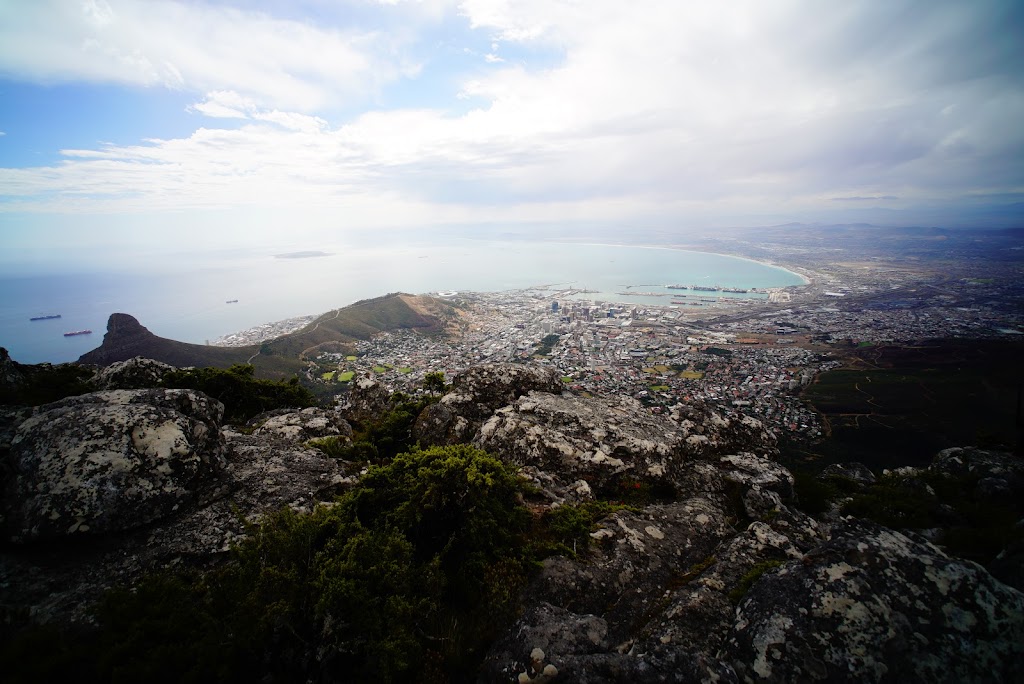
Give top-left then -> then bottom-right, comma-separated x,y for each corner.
1,0 -> 1023,268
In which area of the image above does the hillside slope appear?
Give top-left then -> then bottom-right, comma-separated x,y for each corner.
78,293 -> 458,377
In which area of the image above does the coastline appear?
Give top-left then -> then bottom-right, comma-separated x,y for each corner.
206,242 -> 812,345
538,239 -> 813,286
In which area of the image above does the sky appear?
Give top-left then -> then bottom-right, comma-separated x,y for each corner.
1,0 -> 1023,269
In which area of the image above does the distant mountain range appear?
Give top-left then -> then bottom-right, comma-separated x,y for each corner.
78,293 -> 459,378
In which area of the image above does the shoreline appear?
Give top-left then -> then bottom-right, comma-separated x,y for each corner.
207,242 -> 812,345
534,239 -> 812,286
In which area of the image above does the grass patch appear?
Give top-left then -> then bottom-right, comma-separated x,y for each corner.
680,370 -> 704,380
338,371 -> 355,382
649,385 -> 670,392
398,367 -> 413,374
372,366 -> 388,373
321,371 -> 336,381
346,355 -> 357,361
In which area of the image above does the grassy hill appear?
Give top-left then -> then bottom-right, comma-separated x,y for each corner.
78,294 -> 459,378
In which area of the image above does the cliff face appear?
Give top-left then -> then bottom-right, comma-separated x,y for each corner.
1,360 -> 1022,682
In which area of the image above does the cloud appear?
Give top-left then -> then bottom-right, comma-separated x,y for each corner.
0,0 -> 399,111
1,1 -> 1022,230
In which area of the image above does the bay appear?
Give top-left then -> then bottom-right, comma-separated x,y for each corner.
0,240 -> 804,364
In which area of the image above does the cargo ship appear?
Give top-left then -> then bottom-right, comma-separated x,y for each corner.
30,314 -> 61,321
63,330 -> 92,337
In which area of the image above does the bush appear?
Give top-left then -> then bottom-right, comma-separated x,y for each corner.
161,364 -> 315,423
13,445 -> 534,683
539,500 -> 632,558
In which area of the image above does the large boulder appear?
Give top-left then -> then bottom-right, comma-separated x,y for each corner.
415,363 -> 564,446
2,389 -> 226,542
722,519 -> 1024,683
92,356 -> 177,390
251,407 -> 353,444
340,375 -> 392,424
475,391 -> 692,500
669,401 -> 778,458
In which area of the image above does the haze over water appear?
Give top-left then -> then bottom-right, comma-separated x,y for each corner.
0,241 -> 803,364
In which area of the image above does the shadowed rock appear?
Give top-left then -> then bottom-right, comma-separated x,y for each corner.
723,519 -> 1024,683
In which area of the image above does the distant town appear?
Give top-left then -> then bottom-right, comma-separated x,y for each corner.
207,226 -> 1023,445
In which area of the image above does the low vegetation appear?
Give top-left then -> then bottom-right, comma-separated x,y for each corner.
3,446 -> 535,684
161,363 -> 316,423
0,352 -> 95,406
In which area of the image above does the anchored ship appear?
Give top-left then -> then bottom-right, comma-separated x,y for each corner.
30,314 -> 61,321
63,330 -> 92,337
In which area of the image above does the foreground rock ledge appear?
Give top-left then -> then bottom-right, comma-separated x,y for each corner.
2,389 -> 226,542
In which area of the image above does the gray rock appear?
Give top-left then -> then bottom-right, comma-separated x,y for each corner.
2,389 -> 226,541
481,498 -> 737,681
669,402 -> 778,458
723,518 -> 1024,683
930,446 -> 1023,484
252,407 -> 353,444
92,357 -> 177,390
340,375 -> 392,423
474,391 -> 689,499
416,363 -> 564,446
719,452 -> 796,501
818,461 -> 877,488
0,347 -> 25,390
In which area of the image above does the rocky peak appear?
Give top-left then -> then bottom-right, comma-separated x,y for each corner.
78,314 -> 159,366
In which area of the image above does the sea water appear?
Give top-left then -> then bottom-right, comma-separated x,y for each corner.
0,241 -> 805,364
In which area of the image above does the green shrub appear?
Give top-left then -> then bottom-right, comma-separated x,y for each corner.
792,471 -> 842,516
161,364 -> 315,423
539,500 -> 633,558
13,445 -> 534,683
0,359 -> 95,406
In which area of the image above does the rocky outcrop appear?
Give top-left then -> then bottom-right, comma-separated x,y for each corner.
92,356 -> 177,390
818,461 -> 877,488
78,314 -> 160,366
0,347 -> 25,390
251,407 -> 353,444
2,389 -> 227,541
415,363 -> 564,445
474,391 -> 689,501
723,519 -> 1024,683
0,419 -> 351,626
485,509 -> 1024,683
669,401 -> 778,457
340,375 -> 393,424
930,446 -> 1024,499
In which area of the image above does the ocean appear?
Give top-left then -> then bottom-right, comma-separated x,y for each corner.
0,240 -> 805,364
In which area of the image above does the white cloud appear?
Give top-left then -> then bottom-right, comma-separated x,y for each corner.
0,1 -> 1021,230
0,0 -> 396,111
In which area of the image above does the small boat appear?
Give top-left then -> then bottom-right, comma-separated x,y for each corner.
63,330 -> 92,337
226,299 -> 239,304
30,314 -> 62,321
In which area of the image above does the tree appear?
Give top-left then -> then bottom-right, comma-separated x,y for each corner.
423,371 -> 446,394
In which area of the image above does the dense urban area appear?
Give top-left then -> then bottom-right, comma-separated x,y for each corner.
255,231 -> 1021,445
